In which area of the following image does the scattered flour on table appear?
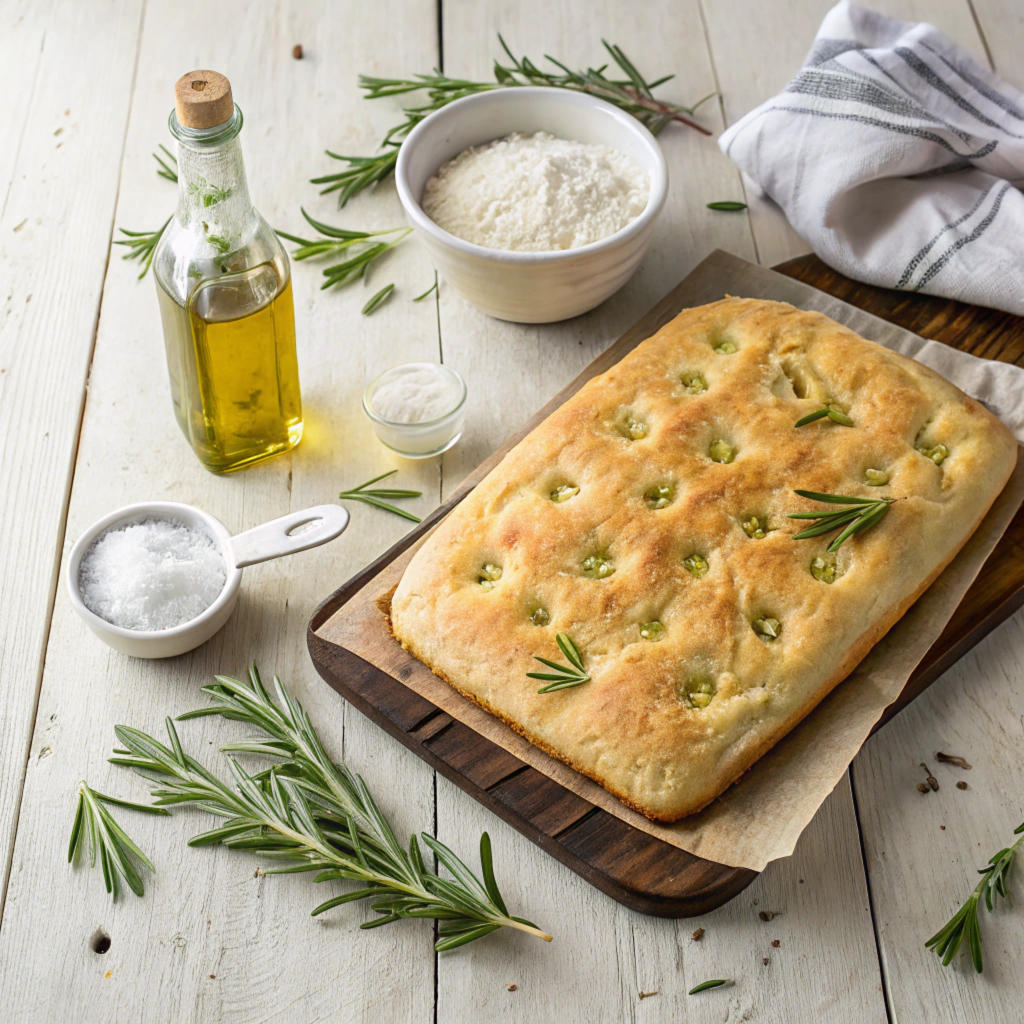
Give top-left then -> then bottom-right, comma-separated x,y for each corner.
421,131 -> 649,252
79,518 -> 227,631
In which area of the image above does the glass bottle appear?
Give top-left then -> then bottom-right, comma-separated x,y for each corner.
153,71 -> 302,474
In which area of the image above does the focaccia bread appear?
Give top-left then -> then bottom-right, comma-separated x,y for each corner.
391,298 -> 1017,822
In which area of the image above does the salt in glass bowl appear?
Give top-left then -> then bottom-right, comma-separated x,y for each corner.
362,362 -> 467,459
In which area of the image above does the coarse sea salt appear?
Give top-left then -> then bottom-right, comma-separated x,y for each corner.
79,518 -> 227,631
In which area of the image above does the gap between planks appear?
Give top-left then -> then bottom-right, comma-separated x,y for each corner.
0,0 -> 150,925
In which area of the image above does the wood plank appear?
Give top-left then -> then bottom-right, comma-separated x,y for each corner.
699,0 -> 991,267
435,2 -> 886,1019
0,0 -> 143,905
964,0 -> 1023,89
0,2 -> 443,1022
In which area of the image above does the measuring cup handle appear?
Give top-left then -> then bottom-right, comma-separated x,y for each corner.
230,505 -> 350,569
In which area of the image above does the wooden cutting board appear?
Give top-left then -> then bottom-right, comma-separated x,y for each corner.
307,251 -> 1024,917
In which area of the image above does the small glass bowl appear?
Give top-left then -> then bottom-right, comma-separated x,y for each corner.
362,362 -> 468,459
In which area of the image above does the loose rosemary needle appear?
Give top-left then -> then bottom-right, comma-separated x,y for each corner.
340,469 -> 422,522
313,36 -> 713,206
109,666 -> 551,951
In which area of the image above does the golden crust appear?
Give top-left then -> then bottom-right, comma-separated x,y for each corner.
391,299 -> 1017,821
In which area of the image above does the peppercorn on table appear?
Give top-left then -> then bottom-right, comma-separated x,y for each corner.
2,2 -> 1024,1023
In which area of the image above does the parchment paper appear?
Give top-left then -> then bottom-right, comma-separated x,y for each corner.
317,252 -> 1024,871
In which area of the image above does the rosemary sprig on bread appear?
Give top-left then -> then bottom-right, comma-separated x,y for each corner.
788,490 -> 894,551
528,633 -> 590,693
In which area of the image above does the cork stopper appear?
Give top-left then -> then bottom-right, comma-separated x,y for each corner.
174,70 -> 234,130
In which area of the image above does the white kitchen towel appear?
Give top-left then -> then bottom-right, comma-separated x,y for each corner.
718,1 -> 1024,315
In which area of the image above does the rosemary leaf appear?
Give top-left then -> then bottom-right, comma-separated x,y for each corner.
413,275 -> 439,302
362,283 -> 395,315
340,469 -> 423,522
154,143 -> 178,183
706,201 -> 747,211
689,979 -> 730,994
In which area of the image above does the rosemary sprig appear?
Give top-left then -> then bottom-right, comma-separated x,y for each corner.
68,781 -> 168,898
787,490 -> 894,552
313,36 -> 713,206
112,666 -> 550,950
926,821 -> 1024,972
340,470 -> 422,523
527,633 -> 590,693
113,216 -> 171,279
154,143 -> 178,182
362,283 -> 395,315
794,405 -> 854,427
277,208 -> 411,291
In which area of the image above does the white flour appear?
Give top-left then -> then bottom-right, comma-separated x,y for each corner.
422,131 -> 649,252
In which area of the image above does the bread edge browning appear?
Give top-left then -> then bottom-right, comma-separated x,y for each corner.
389,450 -> 1015,822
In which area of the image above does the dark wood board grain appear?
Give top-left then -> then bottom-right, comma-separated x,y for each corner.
308,252 -> 1024,918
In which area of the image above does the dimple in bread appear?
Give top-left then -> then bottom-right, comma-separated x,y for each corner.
390,299 -> 1017,822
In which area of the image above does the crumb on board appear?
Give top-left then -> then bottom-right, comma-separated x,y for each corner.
917,782 -> 930,793
691,928 -> 705,941
771,939 -> 780,948
762,958 -> 769,965
104,970 -> 111,979
940,825 -> 946,830
209,974 -> 216,980
506,984 -> 517,992
957,781 -> 969,790
936,752 -> 972,770
292,44 -> 303,59
758,911 -> 779,921
638,990 -> 659,1000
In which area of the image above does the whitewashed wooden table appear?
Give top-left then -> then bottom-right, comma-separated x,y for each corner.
2,1 -> 1023,1020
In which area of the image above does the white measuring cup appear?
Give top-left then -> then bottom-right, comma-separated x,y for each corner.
66,501 -> 349,659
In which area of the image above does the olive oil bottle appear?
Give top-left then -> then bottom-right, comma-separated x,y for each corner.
153,71 -> 302,473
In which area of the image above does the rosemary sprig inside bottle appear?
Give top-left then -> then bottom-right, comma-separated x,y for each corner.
926,820 -> 1024,972
527,633 -> 590,693
787,490 -> 894,552
340,470 -> 422,522
313,36 -> 713,206
277,208 -> 411,291
68,781 -> 168,897
104,666 -> 550,951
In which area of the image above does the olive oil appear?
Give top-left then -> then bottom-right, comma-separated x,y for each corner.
156,271 -> 302,473
152,70 -> 302,474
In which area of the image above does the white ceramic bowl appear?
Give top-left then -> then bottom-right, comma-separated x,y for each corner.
395,87 -> 668,323
67,501 -> 349,659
